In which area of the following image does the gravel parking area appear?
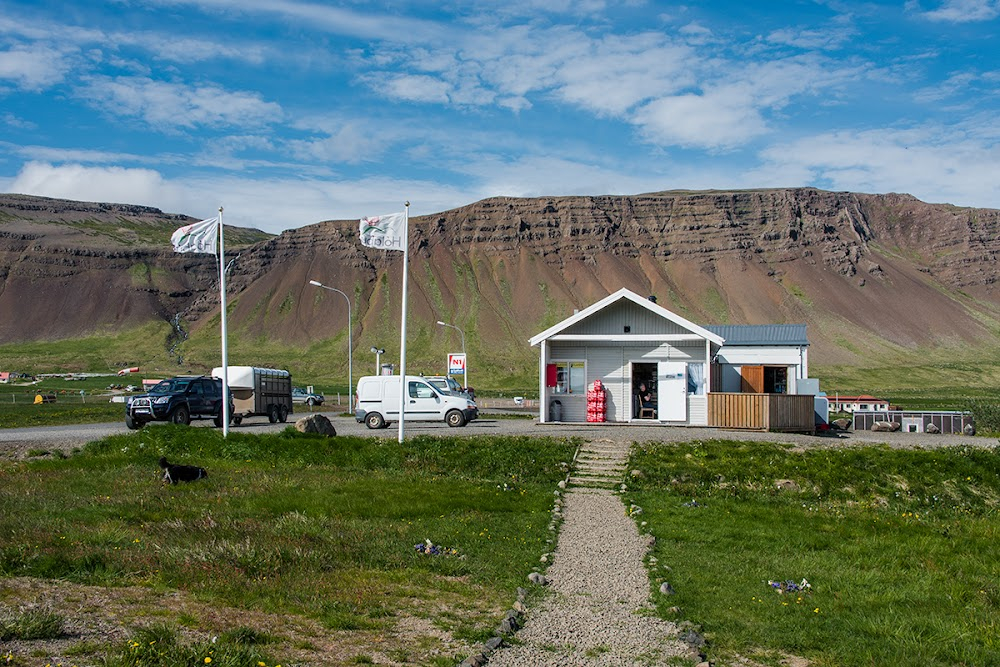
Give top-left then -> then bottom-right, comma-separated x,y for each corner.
0,411 -> 992,461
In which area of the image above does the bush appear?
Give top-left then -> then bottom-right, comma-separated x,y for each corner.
963,398 -> 1000,433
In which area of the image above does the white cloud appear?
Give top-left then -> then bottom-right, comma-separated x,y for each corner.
765,26 -> 855,50
76,76 -> 283,130
460,154 -> 670,200
749,124 -> 1000,208
10,162 -> 179,207
2,113 -> 37,130
0,44 -> 74,90
919,0 -> 1000,22
634,91 -> 769,150
289,122 -> 391,164
550,34 -> 695,116
370,74 -> 453,104
4,161 -> 474,233
139,0 -> 445,43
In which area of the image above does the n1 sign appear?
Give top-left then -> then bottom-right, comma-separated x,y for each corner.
448,353 -> 466,375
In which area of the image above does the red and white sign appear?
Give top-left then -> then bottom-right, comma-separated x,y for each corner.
448,353 -> 466,375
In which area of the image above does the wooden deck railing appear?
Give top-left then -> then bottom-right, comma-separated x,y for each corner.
708,393 -> 816,432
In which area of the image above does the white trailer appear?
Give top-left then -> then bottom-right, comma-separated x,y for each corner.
212,366 -> 293,424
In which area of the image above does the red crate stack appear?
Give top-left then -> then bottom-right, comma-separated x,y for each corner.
586,379 -> 607,422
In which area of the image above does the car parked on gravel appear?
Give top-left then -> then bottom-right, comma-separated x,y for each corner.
125,376 -> 233,429
291,386 -> 324,406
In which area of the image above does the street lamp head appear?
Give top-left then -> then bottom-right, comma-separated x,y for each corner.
436,320 -> 446,326
308,280 -> 322,286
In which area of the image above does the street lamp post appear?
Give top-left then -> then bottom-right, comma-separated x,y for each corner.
436,320 -> 467,390
308,280 -> 353,408
370,346 -> 385,374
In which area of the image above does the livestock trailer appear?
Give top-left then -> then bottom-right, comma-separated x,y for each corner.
212,366 -> 293,424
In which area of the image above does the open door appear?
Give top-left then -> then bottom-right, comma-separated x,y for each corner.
658,361 -> 687,422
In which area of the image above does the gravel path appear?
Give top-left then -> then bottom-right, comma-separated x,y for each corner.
487,440 -> 695,667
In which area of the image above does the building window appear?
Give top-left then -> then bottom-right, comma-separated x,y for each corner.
553,361 -> 585,394
687,363 -> 706,395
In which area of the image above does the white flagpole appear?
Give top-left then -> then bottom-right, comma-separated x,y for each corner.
218,206 -> 231,438
397,201 -> 410,443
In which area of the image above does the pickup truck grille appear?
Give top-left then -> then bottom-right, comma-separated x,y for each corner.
132,398 -> 153,409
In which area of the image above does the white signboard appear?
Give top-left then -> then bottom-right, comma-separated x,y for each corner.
448,353 -> 466,375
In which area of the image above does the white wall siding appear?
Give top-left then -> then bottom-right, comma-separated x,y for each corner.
716,346 -> 804,366
688,396 -> 708,425
586,345 -> 625,421
564,301 -> 691,337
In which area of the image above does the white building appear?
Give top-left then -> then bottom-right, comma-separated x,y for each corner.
530,288 -> 811,425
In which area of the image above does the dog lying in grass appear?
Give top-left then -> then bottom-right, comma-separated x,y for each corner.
159,456 -> 208,484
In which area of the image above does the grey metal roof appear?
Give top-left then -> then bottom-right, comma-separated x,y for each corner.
704,324 -> 809,346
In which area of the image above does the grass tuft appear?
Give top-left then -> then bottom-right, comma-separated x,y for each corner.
0,610 -> 65,641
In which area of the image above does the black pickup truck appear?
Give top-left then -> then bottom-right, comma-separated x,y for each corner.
125,376 -> 233,429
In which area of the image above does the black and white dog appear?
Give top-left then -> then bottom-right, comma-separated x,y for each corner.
159,456 -> 208,484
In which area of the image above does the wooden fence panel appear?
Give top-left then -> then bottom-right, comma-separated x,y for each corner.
709,393 -> 815,432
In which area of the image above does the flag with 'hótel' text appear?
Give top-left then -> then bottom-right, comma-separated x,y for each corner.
171,217 -> 219,254
359,212 -> 406,251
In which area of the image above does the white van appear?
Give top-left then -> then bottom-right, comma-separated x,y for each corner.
355,375 -> 478,429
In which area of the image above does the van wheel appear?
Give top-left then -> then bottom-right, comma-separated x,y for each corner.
278,405 -> 289,423
446,410 -> 467,427
365,412 -> 385,429
268,404 -> 279,423
170,405 -> 190,425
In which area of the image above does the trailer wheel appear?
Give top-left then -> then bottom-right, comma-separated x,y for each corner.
278,405 -> 289,423
365,412 -> 385,429
268,404 -> 279,423
446,409 -> 467,427
233,415 -> 243,426
170,405 -> 190,425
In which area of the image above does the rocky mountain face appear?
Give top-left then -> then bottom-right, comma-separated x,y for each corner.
2,189 -> 998,372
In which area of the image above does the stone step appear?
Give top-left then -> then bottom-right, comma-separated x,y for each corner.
577,454 -> 629,464
568,476 -> 620,488
571,472 -> 622,483
576,459 -> 628,468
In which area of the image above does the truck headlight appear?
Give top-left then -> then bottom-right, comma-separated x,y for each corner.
154,396 -> 171,404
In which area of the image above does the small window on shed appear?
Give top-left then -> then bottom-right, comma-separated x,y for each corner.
553,361 -> 585,394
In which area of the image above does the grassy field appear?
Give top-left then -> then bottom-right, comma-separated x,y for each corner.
0,428 -> 578,666
625,440 -> 1000,666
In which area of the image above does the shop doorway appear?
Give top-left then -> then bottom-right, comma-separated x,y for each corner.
631,362 -> 657,419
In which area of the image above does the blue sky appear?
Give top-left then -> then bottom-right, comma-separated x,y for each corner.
1,0 -> 998,234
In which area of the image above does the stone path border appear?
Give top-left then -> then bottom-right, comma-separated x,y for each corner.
461,439 -> 701,666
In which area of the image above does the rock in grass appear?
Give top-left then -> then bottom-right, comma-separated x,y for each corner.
681,630 -> 706,647
660,582 -> 675,595
528,572 -> 548,586
294,414 -> 337,436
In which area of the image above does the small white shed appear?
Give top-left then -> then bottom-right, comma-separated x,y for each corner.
529,288 -> 811,426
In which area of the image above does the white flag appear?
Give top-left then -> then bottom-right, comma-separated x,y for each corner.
171,217 -> 219,254
359,212 -> 406,251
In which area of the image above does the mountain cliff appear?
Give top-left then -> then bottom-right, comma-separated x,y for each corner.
2,189 -> 998,385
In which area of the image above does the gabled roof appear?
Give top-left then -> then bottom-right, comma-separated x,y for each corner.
530,288 -> 725,347
705,324 -> 809,346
